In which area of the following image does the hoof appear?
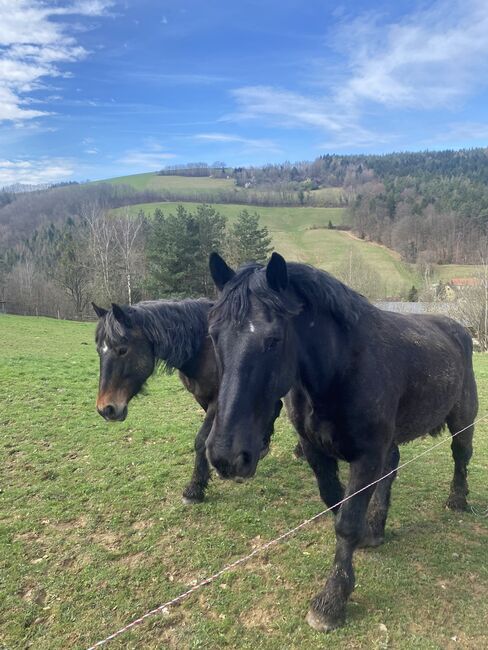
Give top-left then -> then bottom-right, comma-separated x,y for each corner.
182,485 -> 205,505
182,495 -> 204,505
446,495 -> 468,512
358,533 -> 384,549
306,609 -> 342,633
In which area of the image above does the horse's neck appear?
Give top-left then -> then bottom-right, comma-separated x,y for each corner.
146,299 -> 211,370
294,310 -> 346,397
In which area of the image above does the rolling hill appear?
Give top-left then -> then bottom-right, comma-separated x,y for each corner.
104,170 -> 483,296
112,199 -> 418,296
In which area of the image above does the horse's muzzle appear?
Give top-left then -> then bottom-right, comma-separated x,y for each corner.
97,403 -> 128,422
207,447 -> 258,480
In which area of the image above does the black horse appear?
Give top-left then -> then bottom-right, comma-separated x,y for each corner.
206,252 -> 478,632
92,299 -> 281,504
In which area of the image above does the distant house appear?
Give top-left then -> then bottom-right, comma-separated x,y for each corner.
450,277 -> 480,288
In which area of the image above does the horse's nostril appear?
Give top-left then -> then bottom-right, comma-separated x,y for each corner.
104,404 -> 115,419
235,450 -> 252,472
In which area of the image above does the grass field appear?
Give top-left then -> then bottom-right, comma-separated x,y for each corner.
105,172 -> 481,295
435,265 -> 483,282
1,315 -> 488,649
114,201 -> 417,297
102,172 -> 344,206
104,172 -> 235,197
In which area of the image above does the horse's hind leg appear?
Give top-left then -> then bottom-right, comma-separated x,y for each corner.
360,443 -> 400,548
182,408 -> 215,504
446,376 -> 477,512
446,419 -> 475,511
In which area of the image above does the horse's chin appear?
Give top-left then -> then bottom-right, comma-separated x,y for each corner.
259,444 -> 270,460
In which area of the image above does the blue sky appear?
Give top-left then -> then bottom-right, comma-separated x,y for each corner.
1,0 -> 488,186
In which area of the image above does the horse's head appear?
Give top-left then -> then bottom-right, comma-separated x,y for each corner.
206,252 -> 299,479
92,302 -> 155,421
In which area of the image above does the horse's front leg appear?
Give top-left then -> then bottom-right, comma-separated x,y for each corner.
182,406 -> 215,504
306,447 -> 385,632
300,437 -> 344,511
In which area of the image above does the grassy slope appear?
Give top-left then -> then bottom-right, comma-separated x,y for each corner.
105,172 -> 481,291
1,315 -> 488,649
114,201 -> 416,296
436,265 -> 483,281
105,172 -> 234,196
103,171 -> 343,204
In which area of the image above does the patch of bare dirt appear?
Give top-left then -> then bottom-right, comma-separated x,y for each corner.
20,586 -> 47,606
240,601 -> 280,630
117,551 -> 146,568
13,530 -> 40,543
132,519 -> 154,532
90,531 -> 120,551
49,515 -> 88,532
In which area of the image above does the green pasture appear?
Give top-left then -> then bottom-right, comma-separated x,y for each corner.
435,265 -> 483,283
102,172 -> 344,205
1,315 -> 488,649
113,201 -> 416,296
104,172 -> 234,196
104,172 -> 481,293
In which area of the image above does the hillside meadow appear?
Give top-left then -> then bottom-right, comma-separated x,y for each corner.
103,171 -> 344,205
1,314 -> 488,649
113,201 -> 417,297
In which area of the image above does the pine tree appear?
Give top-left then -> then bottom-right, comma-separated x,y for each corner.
407,285 -> 418,302
146,204 -> 227,297
230,210 -> 273,266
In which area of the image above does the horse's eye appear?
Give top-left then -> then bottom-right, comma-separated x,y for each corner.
264,337 -> 281,351
117,346 -> 128,357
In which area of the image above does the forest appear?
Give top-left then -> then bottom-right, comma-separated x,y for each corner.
2,147 -> 488,321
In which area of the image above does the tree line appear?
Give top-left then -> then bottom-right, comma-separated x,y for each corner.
0,204 -> 272,320
233,148 -> 488,265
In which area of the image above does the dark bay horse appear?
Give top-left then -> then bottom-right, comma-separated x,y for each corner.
92,299 -> 281,504
206,252 -> 478,632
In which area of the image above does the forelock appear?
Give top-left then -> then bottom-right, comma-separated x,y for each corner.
95,311 -> 130,347
210,263 -> 300,327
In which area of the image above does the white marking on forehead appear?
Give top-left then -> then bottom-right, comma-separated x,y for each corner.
249,321 -> 256,333
102,342 -> 109,354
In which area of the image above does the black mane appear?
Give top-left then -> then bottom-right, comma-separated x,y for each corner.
210,261 -> 372,327
96,298 -> 212,370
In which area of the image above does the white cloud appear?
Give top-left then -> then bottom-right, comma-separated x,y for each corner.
335,0 -> 488,109
0,157 -> 74,186
430,122 -> 488,144
225,0 -> 488,148
226,86 -> 378,148
118,147 -> 177,169
228,86 -> 347,132
0,0 -> 113,122
194,132 -> 280,152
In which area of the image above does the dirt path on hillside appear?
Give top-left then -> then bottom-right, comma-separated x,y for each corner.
341,229 -> 403,261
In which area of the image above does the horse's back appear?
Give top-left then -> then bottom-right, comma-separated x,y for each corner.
372,310 -> 476,442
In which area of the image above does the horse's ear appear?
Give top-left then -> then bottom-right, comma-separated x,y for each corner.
209,252 -> 235,291
266,252 -> 288,292
92,302 -> 108,319
111,303 -> 132,328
